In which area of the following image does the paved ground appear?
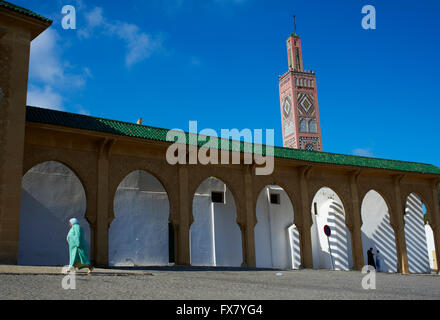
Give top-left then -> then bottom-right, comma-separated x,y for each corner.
0,265 -> 439,300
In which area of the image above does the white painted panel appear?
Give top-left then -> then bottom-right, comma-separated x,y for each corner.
288,224 -> 301,269
255,189 -> 273,268
425,224 -> 436,270
109,170 -> 169,266
254,186 -> 299,269
191,195 -> 215,266
18,161 -> 90,266
361,190 -> 397,272
190,177 -> 242,267
213,189 -> 242,267
311,187 -> 352,270
404,194 -> 431,273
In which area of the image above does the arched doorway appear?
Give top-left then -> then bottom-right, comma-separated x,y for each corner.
109,170 -> 170,266
18,161 -> 90,266
190,177 -> 242,267
361,190 -> 397,272
404,193 -> 431,273
254,185 -> 300,269
310,187 -> 352,270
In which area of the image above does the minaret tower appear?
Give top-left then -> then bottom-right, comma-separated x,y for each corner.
278,17 -> 323,151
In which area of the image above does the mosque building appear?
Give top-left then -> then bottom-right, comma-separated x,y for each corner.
0,1 -> 439,273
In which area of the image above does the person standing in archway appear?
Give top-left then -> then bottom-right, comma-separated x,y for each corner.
367,248 -> 376,269
67,218 -> 93,274
375,250 -> 382,272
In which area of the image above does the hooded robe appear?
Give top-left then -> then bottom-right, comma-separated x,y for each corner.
67,221 -> 91,269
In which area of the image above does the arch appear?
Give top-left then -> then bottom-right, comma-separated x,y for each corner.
190,177 -> 243,267
188,171 -> 244,228
401,190 -> 432,220
18,161 -> 91,266
361,189 -> 397,272
310,187 -> 353,270
404,193 -> 431,273
254,185 -> 301,269
108,161 -> 177,226
22,150 -> 94,209
109,170 -> 170,266
253,180 -> 300,222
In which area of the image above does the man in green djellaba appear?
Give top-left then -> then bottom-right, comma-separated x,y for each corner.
67,218 -> 93,274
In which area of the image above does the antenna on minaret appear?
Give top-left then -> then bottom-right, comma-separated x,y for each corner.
293,14 -> 297,34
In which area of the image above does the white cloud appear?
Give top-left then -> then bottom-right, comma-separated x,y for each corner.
352,148 -> 374,157
78,7 -> 105,39
27,85 -> 64,111
29,29 -> 63,85
111,22 -> 164,67
27,28 -> 91,110
29,28 -> 91,88
78,7 -> 164,67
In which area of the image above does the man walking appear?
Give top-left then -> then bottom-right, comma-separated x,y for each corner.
367,248 -> 376,269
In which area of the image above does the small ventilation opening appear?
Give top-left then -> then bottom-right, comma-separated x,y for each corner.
211,191 -> 225,204
314,202 -> 318,215
270,193 -> 280,205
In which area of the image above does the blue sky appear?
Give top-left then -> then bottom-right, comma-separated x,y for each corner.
17,0 -> 440,166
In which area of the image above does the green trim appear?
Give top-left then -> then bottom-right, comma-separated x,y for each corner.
25,106 -> 440,175
0,0 -> 52,23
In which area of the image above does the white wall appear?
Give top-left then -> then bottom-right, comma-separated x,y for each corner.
404,194 -> 431,273
190,178 -> 243,267
361,190 -> 397,272
425,224 -> 436,270
254,186 -> 301,269
109,170 -> 169,266
18,161 -> 90,266
311,187 -> 352,270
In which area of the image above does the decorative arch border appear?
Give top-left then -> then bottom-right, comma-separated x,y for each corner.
22,150 -> 95,226
308,184 -> 351,227
187,167 -> 245,229
359,188 -> 394,228
400,189 -> 432,223
253,182 -> 298,227
108,156 -> 178,227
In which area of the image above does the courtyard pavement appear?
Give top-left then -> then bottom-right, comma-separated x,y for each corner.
0,265 -> 439,300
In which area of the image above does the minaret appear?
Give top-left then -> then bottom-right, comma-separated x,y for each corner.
278,18 -> 323,151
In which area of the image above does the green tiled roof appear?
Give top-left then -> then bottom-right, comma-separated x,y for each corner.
0,0 -> 52,23
26,106 -> 440,176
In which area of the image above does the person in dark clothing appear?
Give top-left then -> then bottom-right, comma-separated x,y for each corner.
367,248 -> 376,269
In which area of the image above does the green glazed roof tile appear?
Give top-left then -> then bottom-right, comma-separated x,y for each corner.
0,0 -> 52,23
26,106 -> 440,176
